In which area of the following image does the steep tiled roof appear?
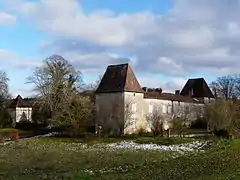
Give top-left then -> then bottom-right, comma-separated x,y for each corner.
180,78 -> 214,98
95,63 -> 144,93
8,95 -> 31,108
144,92 -> 204,104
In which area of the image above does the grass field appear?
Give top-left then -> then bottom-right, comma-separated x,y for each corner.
0,137 -> 239,180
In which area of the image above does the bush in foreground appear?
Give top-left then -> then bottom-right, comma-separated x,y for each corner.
204,99 -> 240,138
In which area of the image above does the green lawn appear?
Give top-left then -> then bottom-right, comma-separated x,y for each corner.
0,137 -> 239,180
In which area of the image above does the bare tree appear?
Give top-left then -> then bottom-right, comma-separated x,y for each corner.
84,74 -> 102,91
93,74 -> 102,90
0,70 -> 11,128
234,75 -> 240,98
0,70 -> 10,99
170,103 -> 200,137
204,99 -> 240,138
170,115 -> 189,137
210,75 -> 238,100
26,54 -> 83,126
146,108 -> 164,136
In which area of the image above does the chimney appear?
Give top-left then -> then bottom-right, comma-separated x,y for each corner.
159,88 -> 162,93
175,90 -> 180,95
142,87 -> 148,92
155,88 -> 162,93
148,88 -> 154,92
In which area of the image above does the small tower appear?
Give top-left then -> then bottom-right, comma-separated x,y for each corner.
95,63 -> 144,135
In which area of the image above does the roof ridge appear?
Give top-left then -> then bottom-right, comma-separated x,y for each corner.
123,63 -> 129,91
108,63 -> 129,67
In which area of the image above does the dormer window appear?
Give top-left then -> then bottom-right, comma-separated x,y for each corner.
189,89 -> 194,96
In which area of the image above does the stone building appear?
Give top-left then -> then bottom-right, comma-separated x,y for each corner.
95,63 -> 214,134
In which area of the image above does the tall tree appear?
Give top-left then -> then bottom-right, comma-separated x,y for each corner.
0,70 -> 11,127
26,54 -> 83,124
210,75 -> 238,100
0,70 -> 10,99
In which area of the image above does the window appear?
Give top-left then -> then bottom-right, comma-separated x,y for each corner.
162,105 -> 167,113
167,105 -> 172,114
132,103 -> 137,113
149,105 -> 153,114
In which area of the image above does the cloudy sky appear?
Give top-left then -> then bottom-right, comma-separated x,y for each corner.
0,0 -> 240,97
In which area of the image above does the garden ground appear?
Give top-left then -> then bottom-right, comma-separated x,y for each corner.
0,136 -> 240,180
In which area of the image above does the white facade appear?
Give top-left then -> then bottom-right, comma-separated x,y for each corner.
15,107 -> 32,123
9,107 -> 33,124
96,91 -> 205,135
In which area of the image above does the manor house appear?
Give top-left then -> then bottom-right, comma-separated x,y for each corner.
95,63 -> 215,134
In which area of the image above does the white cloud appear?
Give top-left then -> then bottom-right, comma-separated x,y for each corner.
0,11 -> 16,25
0,49 -> 41,69
0,49 -> 15,59
138,75 -> 188,92
4,0 -> 240,89
10,87 -> 36,98
169,26 -> 214,49
163,77 -> 188,92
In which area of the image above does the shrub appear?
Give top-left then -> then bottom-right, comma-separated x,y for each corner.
152,120 -> 163,136
170,116 -> 189,137
0,129 -> 22,141
204,99 -> 240,138
0,137 -> 4,144
15,122 -> 47,132
213,129 -> 230,139
86,125 -> 96,134
137,127 -> 148,136
190,118 -> 208,129
0,107 -> 12,128
61,94 -> 94,137
9,132 -> 19,141
146,109 -> 164,136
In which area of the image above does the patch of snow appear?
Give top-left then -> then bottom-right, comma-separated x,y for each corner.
105,140 -> 208,153
32,132 -> 61,138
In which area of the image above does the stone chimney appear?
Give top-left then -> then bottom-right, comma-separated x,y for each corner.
155,88 -> 162,93
142,87 -> 148,92
175,90 -> 180,95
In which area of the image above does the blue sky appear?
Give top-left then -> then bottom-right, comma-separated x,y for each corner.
82,0 -> 172,14
0,0 -> 239,97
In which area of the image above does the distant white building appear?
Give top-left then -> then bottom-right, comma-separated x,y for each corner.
95,63 -> 215,135
8,95 -> 32,125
